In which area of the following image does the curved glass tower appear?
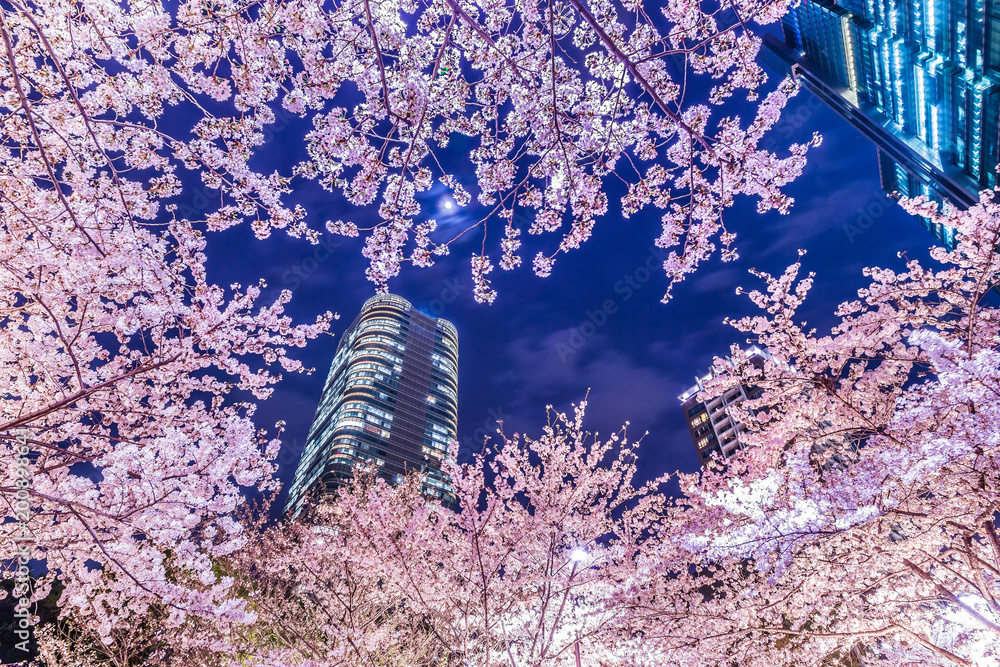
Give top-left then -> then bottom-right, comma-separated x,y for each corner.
284,294 -> 459,516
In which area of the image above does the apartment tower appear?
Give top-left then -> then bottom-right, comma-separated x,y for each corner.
284,294 -> 459,516
678,346 -> 769,466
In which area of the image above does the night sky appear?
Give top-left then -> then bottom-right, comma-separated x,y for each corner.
199,60 -> 941,511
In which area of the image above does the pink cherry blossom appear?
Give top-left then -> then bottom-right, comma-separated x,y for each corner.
5,0 -> 815,305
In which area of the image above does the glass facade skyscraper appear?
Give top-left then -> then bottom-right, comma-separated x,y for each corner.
284,294 -> 459,517
762,0 -> 1000,247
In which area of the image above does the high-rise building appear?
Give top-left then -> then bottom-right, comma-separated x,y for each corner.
284,294 -> 459,517
680,347 -> 865,470
678,346 -> 769,465
761,0 -> 1000,248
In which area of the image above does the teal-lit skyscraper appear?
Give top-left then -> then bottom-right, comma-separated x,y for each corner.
763,0 -> 1000,247
284,294 -> 459,517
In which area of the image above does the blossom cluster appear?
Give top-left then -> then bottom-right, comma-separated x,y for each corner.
3,0 -> 814,305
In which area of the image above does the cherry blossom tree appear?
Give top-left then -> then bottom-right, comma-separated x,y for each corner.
0,0 -> 334,644
215,404 -> 672,666
0,196 -> 332,637
652,191 -> 1000,666
25,404 -> 674,666
30,608 -> 173,667
211,486 -> 453,666
1,0 -> 817,307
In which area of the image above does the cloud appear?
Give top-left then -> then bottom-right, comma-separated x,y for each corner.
486,328 -> 708,478
498,330 -> 681,435
689,264 -> 744,294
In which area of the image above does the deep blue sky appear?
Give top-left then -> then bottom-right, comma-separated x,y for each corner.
201,66 -> 939,506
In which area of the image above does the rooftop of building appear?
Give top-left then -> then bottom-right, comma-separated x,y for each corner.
677,345 -> 770,403
359,293 -> 458,338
